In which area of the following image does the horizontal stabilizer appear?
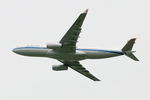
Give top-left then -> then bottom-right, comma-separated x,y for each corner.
125,52 -> 139,61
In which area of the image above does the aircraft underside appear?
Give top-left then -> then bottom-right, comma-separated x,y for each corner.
13,9 -> 139,81
48,51 -> 122,61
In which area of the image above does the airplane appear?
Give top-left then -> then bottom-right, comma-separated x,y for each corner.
13,9 -> 139,81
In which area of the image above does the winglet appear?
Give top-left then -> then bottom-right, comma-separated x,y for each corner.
83,9 -> 88,13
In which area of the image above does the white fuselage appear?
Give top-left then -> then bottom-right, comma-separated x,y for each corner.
13,47 -> 124,61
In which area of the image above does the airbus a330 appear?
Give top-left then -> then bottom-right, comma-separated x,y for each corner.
13,9 -> 139,81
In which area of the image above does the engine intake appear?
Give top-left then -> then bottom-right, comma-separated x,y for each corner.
52,65 -> 68,71
47,43 -> 62,49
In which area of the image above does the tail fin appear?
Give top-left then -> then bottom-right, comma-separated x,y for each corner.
122,38 -> 139,61
122,38 -> 136,51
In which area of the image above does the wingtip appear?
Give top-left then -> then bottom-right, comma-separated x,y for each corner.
135,58 -> 140,61
131,38 -> 136,40
94,79 -> 101,81
83,9 -> 88,13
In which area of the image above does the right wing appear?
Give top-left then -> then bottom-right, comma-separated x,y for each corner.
58,60 -> 100,81
59,9 -> 88,53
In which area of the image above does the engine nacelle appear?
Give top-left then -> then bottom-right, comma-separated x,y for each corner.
52,65 -> 68,71
47,43 -> 62,49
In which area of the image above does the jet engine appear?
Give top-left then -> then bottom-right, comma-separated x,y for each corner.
47,43 -> 62,49
52,65 -> 68,71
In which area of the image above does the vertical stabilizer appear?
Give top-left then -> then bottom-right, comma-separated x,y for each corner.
122,38 -> 136,51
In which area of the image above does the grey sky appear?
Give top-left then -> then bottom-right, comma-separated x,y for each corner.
0,0 -> 150,100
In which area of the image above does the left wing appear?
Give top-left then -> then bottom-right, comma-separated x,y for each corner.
58,60 -> 100,81
59,9 -> 88,53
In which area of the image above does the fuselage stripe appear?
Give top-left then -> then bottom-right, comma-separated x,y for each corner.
14,47 -> 124,55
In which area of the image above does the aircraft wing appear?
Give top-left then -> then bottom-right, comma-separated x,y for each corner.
59,9 -> 88,53
58,60 -> 100,81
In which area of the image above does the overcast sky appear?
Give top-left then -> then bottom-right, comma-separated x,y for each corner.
0,0 -> 150,100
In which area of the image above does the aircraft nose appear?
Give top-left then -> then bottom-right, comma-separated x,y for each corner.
12,48 -> 18,54
12,48 -> 22,54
